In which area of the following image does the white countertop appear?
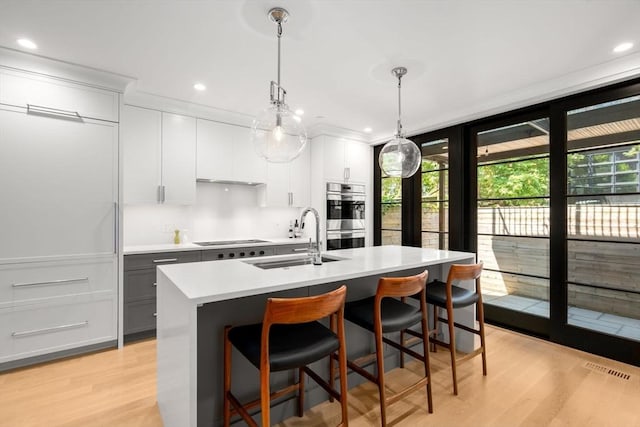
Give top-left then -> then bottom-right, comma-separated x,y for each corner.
123,237 -> 308,255
158,245 -> 475,305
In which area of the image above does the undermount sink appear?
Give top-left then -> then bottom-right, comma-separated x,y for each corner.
245,254 -> 346,270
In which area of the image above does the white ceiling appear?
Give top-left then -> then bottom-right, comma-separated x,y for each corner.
1,0 -> 639,142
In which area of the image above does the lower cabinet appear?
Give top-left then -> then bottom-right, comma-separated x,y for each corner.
123,244 -> 310,342
123,251 -> 201,342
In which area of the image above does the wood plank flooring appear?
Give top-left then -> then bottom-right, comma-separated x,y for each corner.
1,326 -> 638,427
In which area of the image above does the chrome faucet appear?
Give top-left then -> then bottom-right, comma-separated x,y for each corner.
300,207 -> 322,265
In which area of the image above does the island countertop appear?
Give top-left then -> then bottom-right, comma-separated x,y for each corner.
158,245 -> 475,305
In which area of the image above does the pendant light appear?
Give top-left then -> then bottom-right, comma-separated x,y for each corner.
378,67 -> 421,178
251,7 -> 307,163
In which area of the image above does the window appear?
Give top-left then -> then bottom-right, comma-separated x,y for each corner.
421,139 -> 449,249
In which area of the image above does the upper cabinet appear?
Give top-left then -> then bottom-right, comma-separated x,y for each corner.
122,105 -> 196,204
259,139 -> 310,208
319,135 -> 372,184
0,69 -> 119,122
196,118 -> 266,184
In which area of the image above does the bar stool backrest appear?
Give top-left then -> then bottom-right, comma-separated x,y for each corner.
263,285 -> 347,326
446,263 -> 484,293
376,270 -> 428,299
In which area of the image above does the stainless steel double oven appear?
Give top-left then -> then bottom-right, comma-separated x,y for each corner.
326,182 -> 365,250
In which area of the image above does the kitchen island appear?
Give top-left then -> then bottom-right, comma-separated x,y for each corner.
156,245 -> 476,427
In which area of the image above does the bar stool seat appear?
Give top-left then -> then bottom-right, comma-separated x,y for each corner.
420,280 -> 479,308
228,321 -> 340,372
345,296 -> 422,333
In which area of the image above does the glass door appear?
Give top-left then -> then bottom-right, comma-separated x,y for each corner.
474,115 -> 551,335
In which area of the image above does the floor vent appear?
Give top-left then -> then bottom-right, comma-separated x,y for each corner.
584,362 -> 631,380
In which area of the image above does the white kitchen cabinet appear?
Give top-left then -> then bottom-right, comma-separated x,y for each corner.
122,106 -> 196,204
196,119 -> 266,184
0,105 -> 117,260
231,125 -> 267,183
196,118 -> 233,181
259,140 -> 310,208
0,69 -> 119,122
320,135 -> 371,184
0,65 -> 119,370
162,113 -> 196,204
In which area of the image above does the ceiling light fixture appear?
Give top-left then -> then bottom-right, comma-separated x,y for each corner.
613,42 -> 633,53
16,38 -> 37,50
295,109 -> 304,116
378,67 -> 421,178
193,83 -> 206,91
363,127 -> 372,133
250,7 -> 307,163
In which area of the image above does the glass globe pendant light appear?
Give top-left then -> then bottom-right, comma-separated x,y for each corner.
251,7 -> 307,163
378,67 -> 421,178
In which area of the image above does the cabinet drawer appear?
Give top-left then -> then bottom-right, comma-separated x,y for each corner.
201,247 -> 275,261
124,251 -> 201,271
0,258 -> 116,307
124,269 -> 156,302
124,299 -> 156,335
0,296 -> 116,363
0,70 -> 119,122
274,244 -> 309,255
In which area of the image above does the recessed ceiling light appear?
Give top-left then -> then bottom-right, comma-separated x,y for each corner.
16,38 -> 37,50
193,83 -> 206,91
613,42 -> 633,53
292,115 -> 302,123
363,127 -> 372,133
294,109 -> 304,116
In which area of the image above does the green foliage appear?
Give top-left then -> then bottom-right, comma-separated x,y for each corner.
478,158 -> 549,206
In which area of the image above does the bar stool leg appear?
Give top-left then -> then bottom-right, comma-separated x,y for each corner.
478,296 -> 487,376
260,365 -> 271,426
337,312 -> 349,426
446,303 -> 458,395
375,323 -> 387,426
298,367 -> 305,417
399,297 -> 406,369
329,314 -> 336,403
431,306 -> 438,352
223,326 -> 232,427
420,306 -> 433,413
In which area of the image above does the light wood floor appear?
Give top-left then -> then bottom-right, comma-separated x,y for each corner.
1,326 -> 639,427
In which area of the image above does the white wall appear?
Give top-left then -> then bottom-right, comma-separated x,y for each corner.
123,182 -> 308,246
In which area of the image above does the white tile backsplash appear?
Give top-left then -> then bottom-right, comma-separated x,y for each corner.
123,182 -> 309,246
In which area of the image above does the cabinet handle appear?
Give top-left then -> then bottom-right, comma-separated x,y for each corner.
293,248 -> 308,252
27,104 -> 81,120
157,185 -> 163,203
162,186 -> 166,203
152,282 -> 157,287
346,167 -> 351,180
153,313 -> 157,317
153,258 -> 178,263
114,201 -> 118,255
12,321 -> 89,338
12,277 -> 89,288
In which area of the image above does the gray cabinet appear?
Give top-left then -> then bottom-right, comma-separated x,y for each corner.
274,243 -> 309,255
123,251 -> 201,341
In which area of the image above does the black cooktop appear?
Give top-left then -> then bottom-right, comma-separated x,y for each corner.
194,239 -> 269,246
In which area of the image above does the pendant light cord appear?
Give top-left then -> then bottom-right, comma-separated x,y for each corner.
396,73 -> 403,137
277,22 -> 282,95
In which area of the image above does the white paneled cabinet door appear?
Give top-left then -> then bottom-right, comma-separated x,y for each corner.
0,105 -> 117,260
122,105 -> 161,204
345,140 -> 371,184
322,136 -> 347,182
196,118 -> 233,181
264,162 -> 290,207
161,113 -> 196,204
232,125 -> 267,183
290,142 -> 311,207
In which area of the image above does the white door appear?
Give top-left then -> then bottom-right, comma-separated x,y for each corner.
322,135 -> 346,183
0,105 -> 117,260
122,105 -> 161,204
196,119 -> 233,181
289,142 -> 311,207
345,140 -> 372,184
232,126 -> 267,183
162,113 -> 196,204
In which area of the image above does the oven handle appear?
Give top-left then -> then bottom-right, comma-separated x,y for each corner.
327,231 -> 365,239
327,194 -> 366,201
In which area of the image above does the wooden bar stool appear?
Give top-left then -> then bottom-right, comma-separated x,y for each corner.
223,285 -> 349,427
401,262 -> 486,395
333,271 -> 433,426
